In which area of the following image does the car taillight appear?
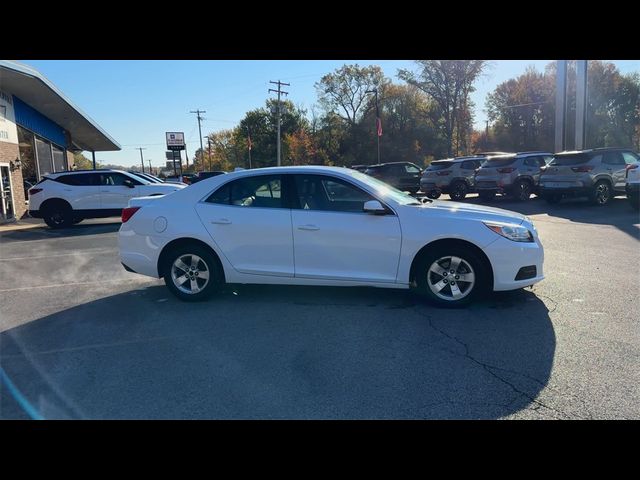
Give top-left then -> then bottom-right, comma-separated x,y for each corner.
436,171 -> 451,176
626,164 -> 639,178
28,188 -> 43,195
121,206 -> 141,223
571,165 -> 594,173
497,167 -> 516,174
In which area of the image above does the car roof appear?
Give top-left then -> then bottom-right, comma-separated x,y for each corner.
45,168 -> 129,178
556,148 -> 637,155
366,162 -> 418,168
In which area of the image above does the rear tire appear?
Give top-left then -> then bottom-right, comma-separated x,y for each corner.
43,201 -> 73,229
163,243 -> 223,302
589,180 -> 611,206
449,181 -> 468,201
426,190 -> 441,199
413,245 -> 487,308
478,191 -> 495,201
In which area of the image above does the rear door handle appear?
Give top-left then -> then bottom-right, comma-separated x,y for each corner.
211,218 -> 232,225
298,224 -> 320,231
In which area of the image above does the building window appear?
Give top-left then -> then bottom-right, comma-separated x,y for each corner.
35,137 -> 54,177
52,145 -> 66,172
18,126 -> 37,184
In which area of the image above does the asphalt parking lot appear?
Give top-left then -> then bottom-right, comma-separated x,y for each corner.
1,194 -> 639,419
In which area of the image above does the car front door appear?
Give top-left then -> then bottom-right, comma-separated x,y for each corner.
195,174 -> 294,277
99,172 -> 141,210
290,174 -> 402,283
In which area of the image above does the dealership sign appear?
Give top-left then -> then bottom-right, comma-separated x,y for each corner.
0,89 -> 18,145
166,132 -> 185,151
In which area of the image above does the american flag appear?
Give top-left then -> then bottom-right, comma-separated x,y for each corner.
247,133 -> 252,151
375,100 -> 382,137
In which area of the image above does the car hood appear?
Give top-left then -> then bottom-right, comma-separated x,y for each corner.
141,183 -> 186,191
418,199 -> 526,225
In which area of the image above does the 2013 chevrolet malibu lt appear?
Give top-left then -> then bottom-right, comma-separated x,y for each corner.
118,166 -> 544,307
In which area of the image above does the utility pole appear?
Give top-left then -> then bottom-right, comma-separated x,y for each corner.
147,159 -> 152,175
205,136 -> 212,171
190,109 -> 206,167
269,80 -> 289,166
136,147 -> 146,173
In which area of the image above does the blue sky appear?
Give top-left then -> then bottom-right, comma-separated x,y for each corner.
23,60 -> 640,169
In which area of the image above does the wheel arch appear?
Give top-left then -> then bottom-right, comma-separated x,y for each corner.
157,237 -> 226,282
409,238 -> 494,289
40,197 -> 72,213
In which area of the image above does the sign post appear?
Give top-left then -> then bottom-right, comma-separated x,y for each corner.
166,132 -> 186,177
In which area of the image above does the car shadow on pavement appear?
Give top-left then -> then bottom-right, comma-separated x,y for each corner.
0,284 -> 557,419
460,195 -> 640,240
0,222 -> 121,242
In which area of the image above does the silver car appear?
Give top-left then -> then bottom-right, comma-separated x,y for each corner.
539,148 -> 640,205
420,156 -> 484,201
475,151 -> 553,201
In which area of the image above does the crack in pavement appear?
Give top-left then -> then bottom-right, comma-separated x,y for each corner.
412,307 -> 581,419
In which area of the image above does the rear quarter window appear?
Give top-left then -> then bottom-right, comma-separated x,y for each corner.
427,162 -> 454,170
482,157 -> 517,167
549,154 -> 592,166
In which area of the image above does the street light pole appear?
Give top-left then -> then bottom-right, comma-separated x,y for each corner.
205,136 -> 212,171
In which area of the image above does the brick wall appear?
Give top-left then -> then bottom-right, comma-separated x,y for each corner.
0,140 -> 27,220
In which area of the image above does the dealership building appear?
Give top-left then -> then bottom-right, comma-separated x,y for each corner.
0,60 -> 120,223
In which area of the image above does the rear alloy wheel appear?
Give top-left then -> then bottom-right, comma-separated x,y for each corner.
43,202 -> 73,229
426,190 -> 441,199
589,180 -> 611,206
513,179 -> 532,201
449,181 -> 468,201
164,244 -> 222,301
414,246 -> 486,307
478,191 -> 495,201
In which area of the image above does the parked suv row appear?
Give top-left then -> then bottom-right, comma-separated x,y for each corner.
539,148 -> 640,206
364,162 -> 423,193
28,169 -> 185,228
420,156 -> 485,201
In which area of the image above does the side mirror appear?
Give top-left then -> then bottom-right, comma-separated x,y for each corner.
363,200 -> 387,215
124,179 -> 135,188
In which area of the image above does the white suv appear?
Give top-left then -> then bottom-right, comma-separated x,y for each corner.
626,160 -> 640,210
28,169 -> 186,228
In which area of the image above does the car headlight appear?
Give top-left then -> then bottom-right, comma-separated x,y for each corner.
484,222 -> 534,242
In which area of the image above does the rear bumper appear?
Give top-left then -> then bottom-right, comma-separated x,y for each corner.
539,185 -> 591,196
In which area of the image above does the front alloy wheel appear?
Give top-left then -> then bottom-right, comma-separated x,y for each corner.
427,256 -> 476,302
590,181 -> 611,206
450,182 -> 468,201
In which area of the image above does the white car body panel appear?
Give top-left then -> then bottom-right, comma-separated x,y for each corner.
118,166 -> 544,293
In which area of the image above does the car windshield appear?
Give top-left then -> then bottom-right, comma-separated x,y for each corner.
549,153 -> 589,166
427,161 -> 454,170
349,170 -> 423,205
481,157 -> 516,168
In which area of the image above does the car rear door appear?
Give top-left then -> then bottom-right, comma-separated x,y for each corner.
290,174 -> 401,283
195,174 -> 294,277
56,173 -> 102,210
603,152 -> 627,190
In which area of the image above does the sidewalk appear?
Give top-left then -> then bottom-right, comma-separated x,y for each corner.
0,217 -> 46,233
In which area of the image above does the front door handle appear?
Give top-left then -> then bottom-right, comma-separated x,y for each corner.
211,218 -> 232,225
298,224 -> 320,231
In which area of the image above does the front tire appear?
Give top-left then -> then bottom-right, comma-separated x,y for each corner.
449,181 -> 468,201
512,179 -> 533,201
426,190 -> 441,199
163,244 -> 223,301
413,246 -> 487,308
589,180 -> 611,206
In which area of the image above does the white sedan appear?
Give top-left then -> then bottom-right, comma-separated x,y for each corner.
118,166 -> 544,307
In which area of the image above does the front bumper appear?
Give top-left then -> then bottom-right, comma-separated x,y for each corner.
482,235 -> 545,291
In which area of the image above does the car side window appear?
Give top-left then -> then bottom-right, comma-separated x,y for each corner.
57,173 -> 99,186
206,175 -> 282,208
622,152 -> 639,165
524,157 -> 539,167
294,175 -> 374,213
603,152 -> 624,165
405,164 -> 421,173
101,173 -> 140,186
461,161 -> 475,170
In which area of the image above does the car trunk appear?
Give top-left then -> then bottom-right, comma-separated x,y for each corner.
541,153 -> 590,182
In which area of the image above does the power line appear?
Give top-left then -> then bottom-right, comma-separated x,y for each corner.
269,80 -> 289,167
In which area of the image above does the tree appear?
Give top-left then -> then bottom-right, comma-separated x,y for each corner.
73,152 -> 94,169
285,129 -> 319,165
398,60 -> 487,156
315,64 -> 388,126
